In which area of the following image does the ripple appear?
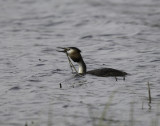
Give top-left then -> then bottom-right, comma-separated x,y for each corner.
52,69 -> 62,74
80,35 -> 93,39
35,64 -> 45,66
41,48 -> 55,53
28,79 -> 42,83
43,21 -> 65,27
9,86 -> 21,90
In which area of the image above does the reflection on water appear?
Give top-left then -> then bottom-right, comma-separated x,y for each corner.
0,0 -> 160,126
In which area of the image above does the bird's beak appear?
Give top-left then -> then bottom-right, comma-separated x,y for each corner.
57,47 -> 68,53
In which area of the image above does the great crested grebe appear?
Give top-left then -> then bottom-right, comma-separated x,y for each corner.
57,47 -> 128,78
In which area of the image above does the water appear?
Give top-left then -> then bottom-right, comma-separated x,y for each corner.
0,0 -> 160,126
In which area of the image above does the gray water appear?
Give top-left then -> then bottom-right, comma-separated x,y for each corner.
0,0 -> 160,126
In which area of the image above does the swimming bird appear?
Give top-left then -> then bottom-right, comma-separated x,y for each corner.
57,47 -> 128,78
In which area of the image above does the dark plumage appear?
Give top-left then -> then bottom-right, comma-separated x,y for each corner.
87,68 -> 127,77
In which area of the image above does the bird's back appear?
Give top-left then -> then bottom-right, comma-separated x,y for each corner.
87,68 -> 127,77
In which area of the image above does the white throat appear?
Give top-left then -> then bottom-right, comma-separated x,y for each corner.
78,62 -> 83,74
77,60 -> 86,74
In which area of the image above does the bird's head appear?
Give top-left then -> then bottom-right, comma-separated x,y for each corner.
57,47 -> 82,62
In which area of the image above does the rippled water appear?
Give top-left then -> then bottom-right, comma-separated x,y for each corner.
0,0 -> 160,126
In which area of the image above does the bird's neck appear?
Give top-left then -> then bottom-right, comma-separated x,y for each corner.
77,59 -> 87,74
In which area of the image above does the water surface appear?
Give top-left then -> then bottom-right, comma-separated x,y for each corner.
0,0 -> 160,126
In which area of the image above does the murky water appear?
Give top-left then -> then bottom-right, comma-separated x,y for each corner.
0,0 -> 160,126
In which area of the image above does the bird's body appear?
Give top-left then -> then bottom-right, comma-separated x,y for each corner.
87,68 -> 127,77
57,47 -> 128,77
